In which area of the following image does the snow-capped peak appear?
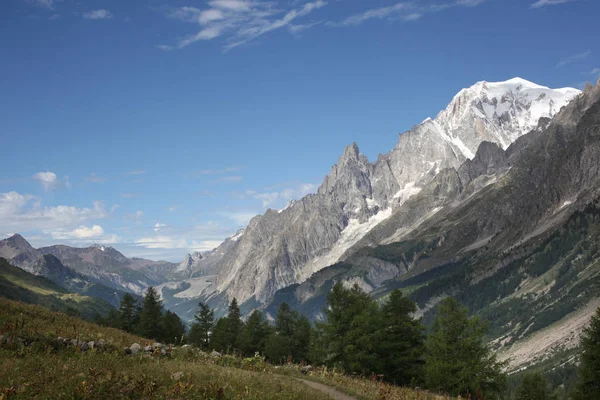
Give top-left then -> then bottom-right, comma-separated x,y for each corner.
230,229 -> 245,242
432,77 -> 580,156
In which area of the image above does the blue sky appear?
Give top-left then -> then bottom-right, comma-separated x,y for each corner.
1,0 -> 598,261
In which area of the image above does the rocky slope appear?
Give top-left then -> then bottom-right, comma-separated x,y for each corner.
170,78 -> 579,312
0,235 -> 175,297
265,80 -> 600,371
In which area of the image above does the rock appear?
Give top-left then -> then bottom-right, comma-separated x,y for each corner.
160,349 -> 167,356
171,372 -> 184,381
181,344 -> 191,349
144,345 -> 153,352
87,341 -> 95,350
301,365 -> 313,374
70,339 -> 79,347
211,350 -> 221,358
123,347 -> 132,355
152,342 -> 163,349
79,342 -> 89,352
129,343 -> 141,355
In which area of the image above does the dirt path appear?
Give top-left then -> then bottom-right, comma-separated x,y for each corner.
299,379 -> 357,400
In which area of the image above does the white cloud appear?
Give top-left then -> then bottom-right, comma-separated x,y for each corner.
154,222 -> 167,232
531,0 -> 576,8
329,0 -> 484,27
160,0 -> 327,51
47,225 -> 121,243
190,240 -> 224,252
64,175 -> 71,189
556,50 -> 591,68
0,191 -> 108,233
220,211 -> 258,225
167,206 -> 177,212
33,171 -> 59,191
135,236 -> 188,249
83,9 -> 113,20
251,183 -> 317,208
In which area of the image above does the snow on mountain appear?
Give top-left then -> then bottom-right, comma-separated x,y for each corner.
168,78 -> 581,309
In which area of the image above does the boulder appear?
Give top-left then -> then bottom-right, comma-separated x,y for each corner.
79,342 -> 89,352
144,345 -> 153,353
130,343 -> 141,355
211,350 -> 222,358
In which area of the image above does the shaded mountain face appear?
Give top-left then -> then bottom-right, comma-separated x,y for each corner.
0,236 -> 176,296
265,80 -> 600,370
179,78 -> 579,309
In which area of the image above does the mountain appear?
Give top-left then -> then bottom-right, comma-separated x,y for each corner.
265,80 -> 600,371
0,235 -> 177,296
159,78 -> 580,316
0,257 -> 114,320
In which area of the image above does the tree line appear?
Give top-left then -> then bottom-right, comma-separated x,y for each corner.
96,287 -> 186,345
102,283 -> 600,400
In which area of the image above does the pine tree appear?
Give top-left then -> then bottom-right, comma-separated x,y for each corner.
225,298 -> 243,350
378,290 -> 425,385
118,293 -> 138,333
574,307 -> 600,400
239,310 -> 269,356
161,310 -> 186,344
424,297 -> 506,399
210,317 -> 230,352
516,372 -> 554,400
189,302 -> 214,350
138,287 -> 164,341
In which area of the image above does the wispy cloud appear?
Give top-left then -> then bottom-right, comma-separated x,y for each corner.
250,182 -> 317,208
47,224 -> 121,244
220,211 -> 259,225
84,173 -> 107,184
531,0 -> 576,9
591,68 -> 600,79
329,0 -> 484,27
556,50 -> 591,68
159,0 -> 327,51
83,9 -> 113,20
121,193 -> 136,199
215,175 -> 243,183
192,167 -> 242,175
27,0 -> 55,10
126,170 -> 145,176
33,171 -> 59,191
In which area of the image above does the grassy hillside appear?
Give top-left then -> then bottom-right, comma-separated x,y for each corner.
0,258 -> 114,320
0,298 -> 455,399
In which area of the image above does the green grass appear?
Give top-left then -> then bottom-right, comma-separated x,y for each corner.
0,259 -> 114,321
0,298 -> 459,400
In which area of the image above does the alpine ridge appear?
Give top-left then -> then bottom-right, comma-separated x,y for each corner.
160,78 -> 580,315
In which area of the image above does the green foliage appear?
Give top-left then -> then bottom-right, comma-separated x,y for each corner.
316,283 -> 425,385
209,317 -> 230,352
161,310 -> 186,345
424,297 -> 507,399
118,293 -> 138,333
516,372 -> 555,400
238,310 -> 270,356
573,307 -> 600,400
137,287 -> 163,341
188,302 -> 214,350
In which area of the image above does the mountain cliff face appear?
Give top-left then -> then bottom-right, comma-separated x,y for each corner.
265,80 -> 600,371
197,78 -> 579,307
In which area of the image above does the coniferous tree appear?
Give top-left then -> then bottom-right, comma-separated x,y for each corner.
424,297 -> 506,399
516,372 -> 555,400
210,317 -> 230,352
225,298 -> 243,350
138,287 -> 164,341
239,310 -> 269,356
189,302 -> 214,350
161,310 -> 186,344
118,293 -> 138,333
378,290 -> 425,385
574,307 -> 600,400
